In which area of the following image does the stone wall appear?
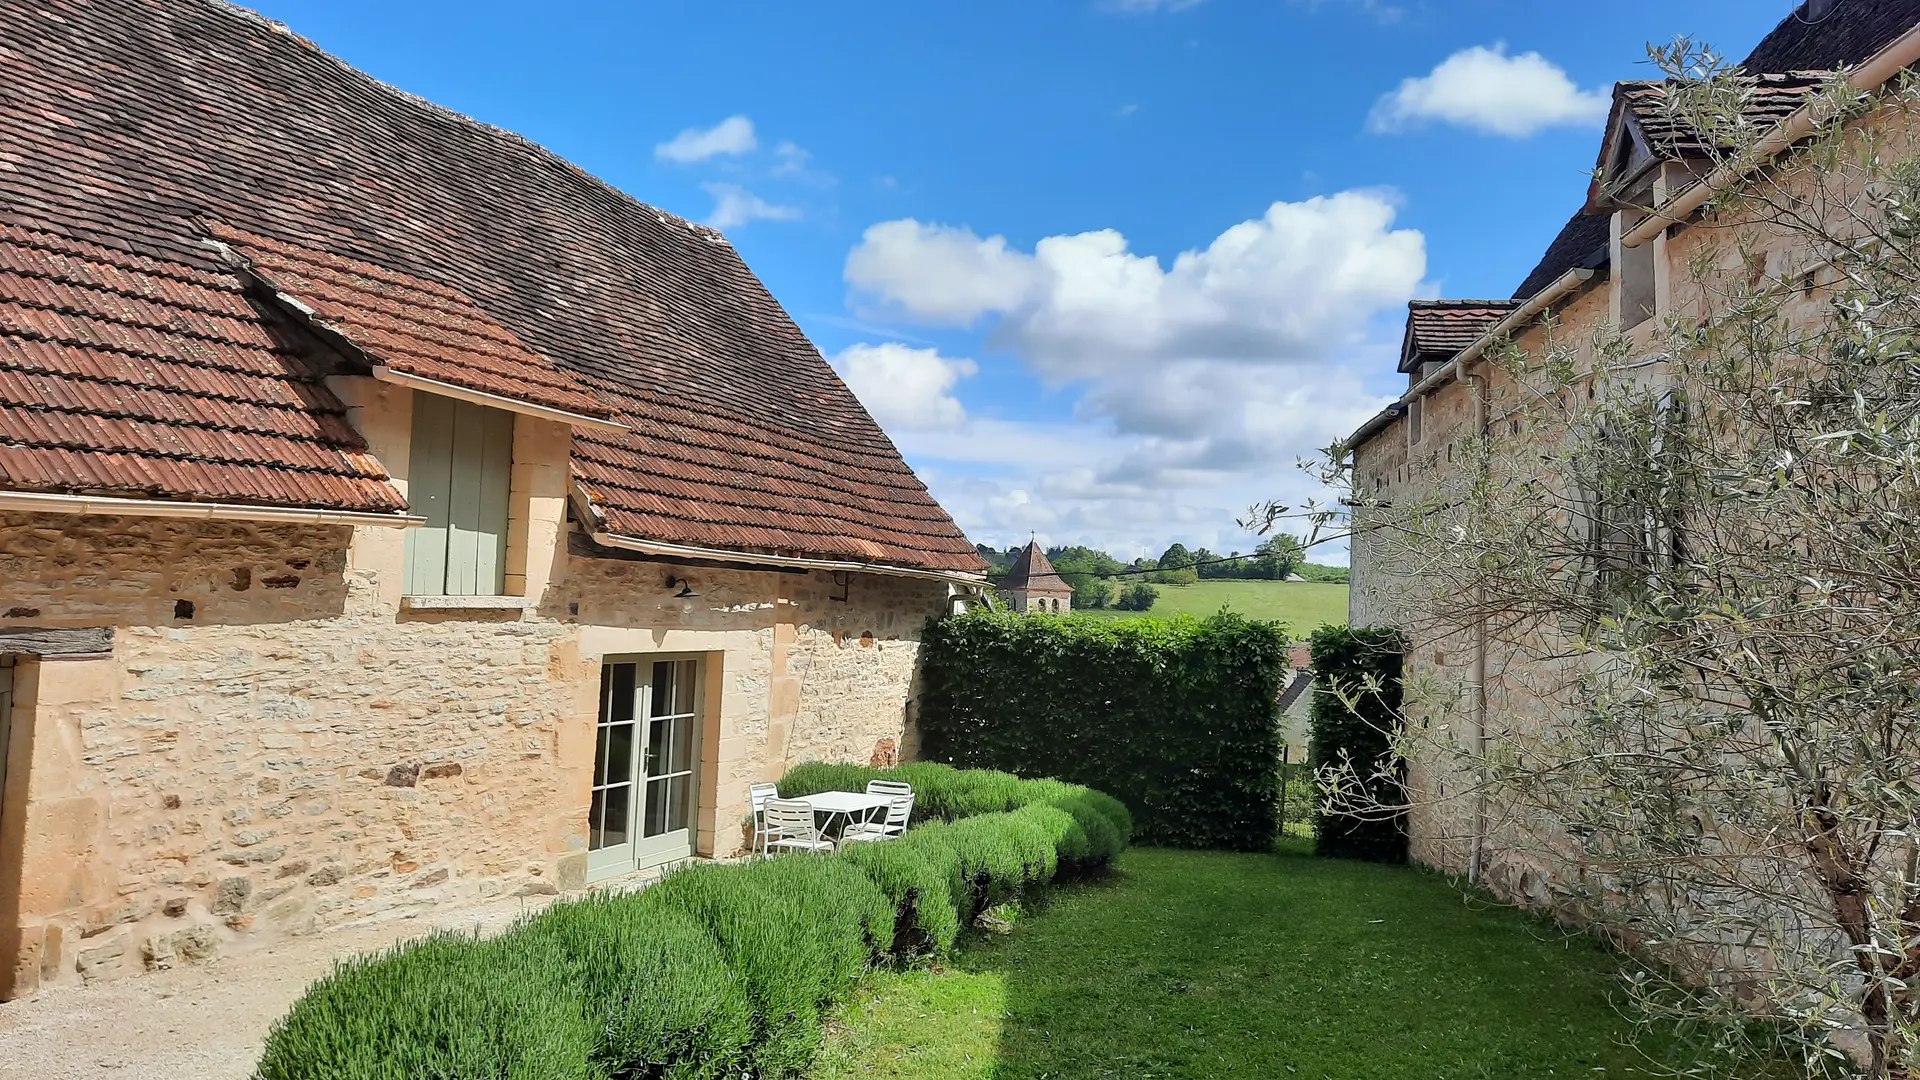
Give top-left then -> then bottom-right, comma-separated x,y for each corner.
557,555 -> 946,855
0,512 -> 949,996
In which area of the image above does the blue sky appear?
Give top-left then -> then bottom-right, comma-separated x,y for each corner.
246,0 -> 1791,561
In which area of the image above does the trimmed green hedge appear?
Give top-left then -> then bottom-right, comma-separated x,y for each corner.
776,760 -> 1133,870
916,611 -> 1289,850
1308,624 -> 1408,863
255,932 -> 598,1080
517,894 -> 751,1078
258,767 -> 1129,1080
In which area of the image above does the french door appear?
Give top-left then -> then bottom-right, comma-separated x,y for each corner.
588,657 -> 701,879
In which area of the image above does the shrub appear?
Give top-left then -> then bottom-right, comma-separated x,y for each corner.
918,611 -> 1287,850
928,812 -> 1061,918
266,765 -> 1132,1080
1013,804 -> 1089,862
517,894 -> 752,1079
894,821 -> 975,928
836,839 -> 963,957
1016,779 -> 1131,863
780,760 -> 1133,858
256,932 -> 596,1080
1112,581 -> 1160,609
646,858 -> 891,1078
1308,625 -> 1408,864
776,761 -> 882,802
886,762 -> 1030,820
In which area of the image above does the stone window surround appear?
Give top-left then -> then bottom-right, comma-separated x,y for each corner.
327,376 -> 573,614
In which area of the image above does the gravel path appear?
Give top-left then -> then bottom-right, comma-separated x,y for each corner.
0,892 -> 557,1080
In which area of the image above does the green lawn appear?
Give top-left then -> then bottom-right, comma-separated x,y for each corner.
1079,579 -> 1349,631
815,844 -> 1717,1080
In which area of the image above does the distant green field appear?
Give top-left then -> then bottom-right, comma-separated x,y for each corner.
1077,579 -> 1348,633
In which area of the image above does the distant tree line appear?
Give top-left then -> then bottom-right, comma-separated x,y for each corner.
977,535 -> 1348,612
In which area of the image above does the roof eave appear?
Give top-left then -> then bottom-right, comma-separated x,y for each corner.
588,530 -> 990,587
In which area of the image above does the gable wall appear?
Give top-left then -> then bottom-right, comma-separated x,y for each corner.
1351,95 -> 1920,912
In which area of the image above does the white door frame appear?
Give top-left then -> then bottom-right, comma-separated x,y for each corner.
587,654 -> 703,881
0,656 -> 11,835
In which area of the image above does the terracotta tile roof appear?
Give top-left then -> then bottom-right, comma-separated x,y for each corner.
206,223 -> 611,422
1001,542 -> 1072,594
0,224 -> 402,512
0,0 -> 986,574
1398,300 -> 1519,373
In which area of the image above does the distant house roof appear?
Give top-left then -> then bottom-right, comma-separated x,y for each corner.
1003,542 -> 1073,595
0,0 -> 988,576
1742,0 -> 1920,73
1398,300 -> 1520,373
1277,669 -> 1315,715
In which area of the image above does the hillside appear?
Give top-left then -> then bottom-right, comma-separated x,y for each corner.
1075,579 -> 1348,633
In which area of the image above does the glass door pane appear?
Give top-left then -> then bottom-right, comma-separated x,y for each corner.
588,663 -> 641,876
634,659 -> 699,865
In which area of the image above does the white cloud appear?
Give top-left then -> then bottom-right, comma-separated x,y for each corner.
655,115 -> 758,163
830,343 -> 978,432
843,195 -> 1419,563
772,140 -> 810,176
702,183 -> 801,230
1369,44 -> 1609,138
844,219 -> 1039,326
845,192 -> 1425,382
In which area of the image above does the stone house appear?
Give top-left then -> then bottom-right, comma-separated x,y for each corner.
1346,0 -> 1920,896
1000,541 -> 1075,614
0,0 -> 990,996
1276,643 -> 1313,765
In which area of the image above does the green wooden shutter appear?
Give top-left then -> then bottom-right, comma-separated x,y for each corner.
445,401 -> 513,595
405,395 -> 514,596
404,393 -> 456,595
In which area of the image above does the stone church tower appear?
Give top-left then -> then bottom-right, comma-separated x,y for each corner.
1003,540 -> 1075,614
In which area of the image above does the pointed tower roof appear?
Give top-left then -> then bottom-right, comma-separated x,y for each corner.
1004,541 -> 1074,595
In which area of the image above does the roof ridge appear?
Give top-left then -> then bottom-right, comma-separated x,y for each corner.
190,0 -> 726,246
1409,298 -> 1519,307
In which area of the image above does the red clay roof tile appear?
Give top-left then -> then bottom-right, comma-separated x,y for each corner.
0,0 -> 985,573
0,226 -> 402,512
1398,300 -> 1520,373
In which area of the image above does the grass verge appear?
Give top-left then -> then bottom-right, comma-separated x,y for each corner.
816,842 -> 1726,1080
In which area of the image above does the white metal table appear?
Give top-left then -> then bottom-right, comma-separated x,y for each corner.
797,790 -> 891,842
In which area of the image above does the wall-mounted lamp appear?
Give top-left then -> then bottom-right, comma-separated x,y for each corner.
666,576 -> 701,599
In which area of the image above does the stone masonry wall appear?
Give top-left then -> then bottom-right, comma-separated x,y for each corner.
557,556 -> 947,855
0,513 -> 948,995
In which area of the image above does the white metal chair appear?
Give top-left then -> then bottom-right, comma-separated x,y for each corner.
748,782 -> 780,856
765,798 -> 836,854
841,780 -> 913,844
